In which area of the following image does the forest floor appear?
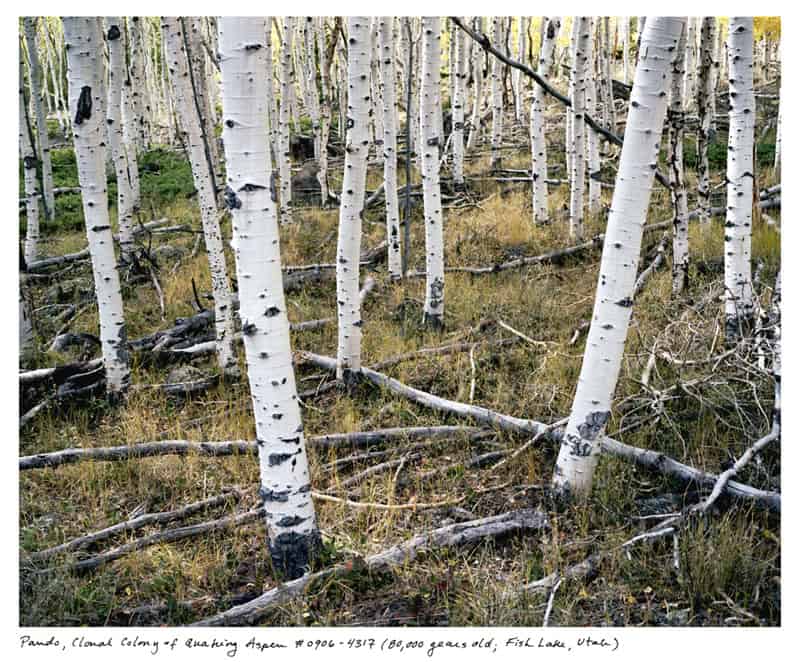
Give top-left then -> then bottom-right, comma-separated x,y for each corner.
19,109 -> 781,627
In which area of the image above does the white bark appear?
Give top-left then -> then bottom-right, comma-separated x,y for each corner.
63,16 -> 131,396
451,18 -> 466,189
531,17 -> 560,225
265,19 -> 278,169
467,16 -> 484,151
163,16 -> 237,376
19,283 -> 34,359
379,18 -> 402,279
316,17 -> 331,206
724,17 -> 755,340
586,19 -> 601,216
335,17 -> 371,380
218,17 -> 320,579
552,17 -> 685,498
622,17 -> 630,84
278,17 -> 294,224
104,18 -> 136,264
696,17 -> 717,224
513,17 -> 527,124
489,17 -> 503,170
569,18 -> 590,240
127,17 -> 149,150
420,17 -> 445,328
683,17 -> 698,111
669,21 -> 690,295
20,56 -> 40,266
23,17 -> 54,220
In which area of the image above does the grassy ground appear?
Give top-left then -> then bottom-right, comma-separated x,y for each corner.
19,107 -> 781,626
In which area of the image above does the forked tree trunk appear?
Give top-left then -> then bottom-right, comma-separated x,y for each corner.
569,18 -> 590,240
218,17 -> 320,580
378,17 -> 402,279
420,17 -> 445,329
489,17 -> 503,170
23,17 -> 54,221
278,17 -> 294,224
531,16 -> 560,225
551,17 -> 685,498
19,56 -> 40,266
451,18 -> 466,189
723,17 -> 755,340
63,16 -> 131,397
668,21 -> 690,295
696,17 -> 717,224
335,17 -> 371,381
104,17 -> 137,264
163,16 -> 237,377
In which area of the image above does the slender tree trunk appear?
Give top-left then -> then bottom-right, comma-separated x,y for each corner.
63,16 -> 131,397
531,17 -> 560,225
104,18 -> 137,265
19,56 -> 40,266
600,17 -> 615,134
513,17 -> 527,125
23,17 -> 54,221
316,17 -> 331,206
265,19 -> 278,168
724,17 -> 755,341
489,17 -> 503,171
467,17 -> 484,151
668,21 -> 690,295
218,17 -> 320,579
278,17 -> 294,224
420,17 -> 445,329
683,17 -> 697,112
696,17 -> 717,224
622,16 -> 630,84
163,16 -> 237,377
127,17 -> 149,151
586,19 -> 601,216
335,17 -> 371,381
451,18 -> 466,190
379,17 -> 402,280
551,17 -> 686,499
569,18 -> 590,240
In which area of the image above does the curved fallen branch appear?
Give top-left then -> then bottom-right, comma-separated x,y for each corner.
191,508 -> 548,626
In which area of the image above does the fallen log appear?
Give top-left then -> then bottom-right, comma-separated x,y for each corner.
191,508 -> 549,626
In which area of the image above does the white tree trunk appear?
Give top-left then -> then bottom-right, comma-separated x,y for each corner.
551,17 -> 685,498
63,16 -> 131,396
127,17 -> 149,151
531,16 -> 560,225
586,19 -> 601,216
278,17 -> 294,224
489,17 -> 503,170
23,17 -> 55,221
451,18 -> 466,189
420,17 -> 445,329
218,17 -> 320,579
565,18 -> 579,191
622,16 -> 630,84
600,17 -> 615,134
163,16 -> 237,377
20,56 -> 40,266
316,17 -> 331,206
335,17 -> 371,381
569,18 -> 590,240
104,17 -> 137,264
379,17 -> 402,280
669,21 -> 690,295
724,17 -> 755,340
467,16 -> 484,151
683,17 -> 698,111
696,17 -> 717,224
513,17 -> 527,125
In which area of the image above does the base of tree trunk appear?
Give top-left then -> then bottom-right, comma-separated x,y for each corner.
268,529 -> 322,581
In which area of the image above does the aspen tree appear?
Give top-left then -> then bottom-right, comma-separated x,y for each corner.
278,17 -> 294,224
316,17 -> 331,206
163,16 -> 237,377
774,41 -> 781,177
668,21 -> 690,295
379,17 -> 402,280
218,17 -> 320,579
489,17 -> 503,171
451,19 -> 467,190
420,17 -> 445,328
370,18 -> 385,156
265,19 -> 279,169
586,19 -> 601,216
531,17 -> 560,225
20,56 -> 40,266
552,17 -> 686,498
127,17 -> 149,150
569,18 -> 590,240
683,17 -> 698,111
696,17 -> 717,224
513,17 -> 527,125
335,17 -> 371,381
565,18 -> 579,189
600,17 -> 615,134
23,17 -> 54,221
622,17 -> 630,84
467,16 -> 484,151
724,17 -> 755,340
104,17 -> 137,265
63,16 -> 131,396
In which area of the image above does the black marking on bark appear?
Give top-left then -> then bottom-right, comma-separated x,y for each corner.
239,182 -> 267,192
91,225 -> 111,232
258,486 -> 290,503
268,530 -> 320,580
279,436 -> 301,444
245,43 -> 263,51
276,515 -> 307,528
107,25 -> 121,41
242,321 -> 257,336
74,86 -> 92,125
264,306 -> 280,317
615,297 -> 633,307
224,186 -> 242,209
577,410 -> 610,441
268,451 -> 299,466
23,156 -> 37,170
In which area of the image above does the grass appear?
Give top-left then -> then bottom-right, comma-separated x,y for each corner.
19,109 -> 780,627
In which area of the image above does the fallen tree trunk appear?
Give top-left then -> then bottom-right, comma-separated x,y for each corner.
191,508 -> 548,626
